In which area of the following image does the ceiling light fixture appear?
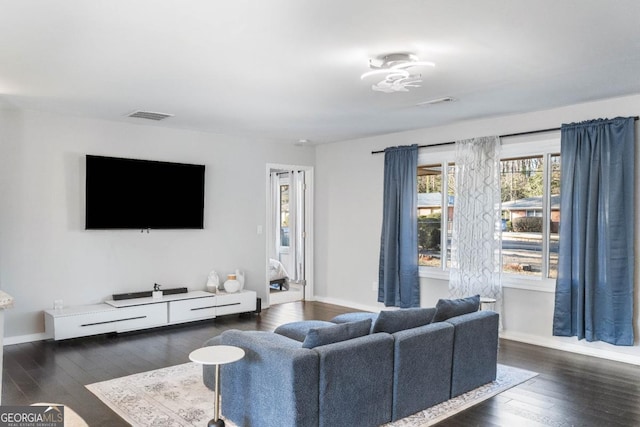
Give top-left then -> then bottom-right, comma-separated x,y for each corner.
361,53 -> 435,93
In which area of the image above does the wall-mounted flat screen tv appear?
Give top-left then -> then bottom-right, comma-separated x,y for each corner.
85,155 -> 205,230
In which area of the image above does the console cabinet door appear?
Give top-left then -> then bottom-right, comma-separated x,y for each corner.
114,304 -> 168,333
169,296 -> 217,323
216,291 -> 256,316
51,304 -> 167,340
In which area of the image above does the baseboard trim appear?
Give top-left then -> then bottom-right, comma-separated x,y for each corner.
312,296 -> 381,314
4,332 -> 49,346
500,330 -> 640,366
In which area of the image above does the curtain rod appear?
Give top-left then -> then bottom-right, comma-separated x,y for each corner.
370,116 -> 640,155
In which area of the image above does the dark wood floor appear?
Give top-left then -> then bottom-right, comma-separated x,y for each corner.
3,301 -> 639,426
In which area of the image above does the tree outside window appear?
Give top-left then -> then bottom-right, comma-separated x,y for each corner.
417,163 -> 454,268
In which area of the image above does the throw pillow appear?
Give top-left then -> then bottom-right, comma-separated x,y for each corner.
372,308 -> 436,334
432,294 -> 480,322
302,318 -> 372,349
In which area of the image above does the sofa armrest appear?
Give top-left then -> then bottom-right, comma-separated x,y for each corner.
313,333 -> 394,427
203,330 -> 319,427
446,310 -> 499,397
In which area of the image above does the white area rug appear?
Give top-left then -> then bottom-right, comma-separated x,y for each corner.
87,362 -> 537,427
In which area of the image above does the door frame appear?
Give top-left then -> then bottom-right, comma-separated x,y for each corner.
265,163 -> 314,307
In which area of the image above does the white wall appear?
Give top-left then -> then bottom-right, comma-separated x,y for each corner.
315,94 -> 640,364
0,109 -> 314,340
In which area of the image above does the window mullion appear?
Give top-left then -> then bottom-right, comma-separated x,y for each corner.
441,161 -> 448,271
542,153 -> 551,278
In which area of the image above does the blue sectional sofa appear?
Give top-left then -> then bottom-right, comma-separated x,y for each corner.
202,296 -> 499,427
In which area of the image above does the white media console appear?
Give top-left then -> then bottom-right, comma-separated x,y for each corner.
44,290 -> 257,341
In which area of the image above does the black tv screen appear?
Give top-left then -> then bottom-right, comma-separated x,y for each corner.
85,155 -> 205,230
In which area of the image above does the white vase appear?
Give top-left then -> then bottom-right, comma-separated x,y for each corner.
206,270 -> 220,293
235,269 -> 245,291
224,274 -> 240,293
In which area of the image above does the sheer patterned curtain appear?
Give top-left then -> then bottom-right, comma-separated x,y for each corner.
378,144 -> 420,308
553,117 -> 635,346
450,136 -> 502,307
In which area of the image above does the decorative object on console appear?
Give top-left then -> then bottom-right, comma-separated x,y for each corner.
235,269 -> 245,291
223,274 -> 240,293
207,270 -> 220,293
152,283 -> 162,299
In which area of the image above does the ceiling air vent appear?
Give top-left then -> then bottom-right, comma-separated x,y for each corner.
416,97 -> 457,106
127,110 -> 174,121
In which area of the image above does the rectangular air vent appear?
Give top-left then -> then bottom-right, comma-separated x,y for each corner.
127,110 -> 174,121
416,97 -> 457,106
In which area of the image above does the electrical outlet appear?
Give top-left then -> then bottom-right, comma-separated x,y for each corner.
372,281 -> 378,292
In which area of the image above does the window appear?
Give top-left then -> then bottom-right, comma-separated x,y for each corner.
501,155 -> 560,278
417,163 -> 454,269
417,138 -> 560,285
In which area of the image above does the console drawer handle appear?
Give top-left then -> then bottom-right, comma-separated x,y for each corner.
81,316 -> 147,327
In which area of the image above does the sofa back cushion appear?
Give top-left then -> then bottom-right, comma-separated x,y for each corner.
274,320 -> 336,342
372,308 -> 436,334
302,319 -> 372,349
432,294 -> 480,322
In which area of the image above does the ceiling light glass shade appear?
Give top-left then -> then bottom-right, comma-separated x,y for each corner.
372,75 -> 422,93
360,68 -> 409,80
361,53 -> 434,92
391,61 -> 435,69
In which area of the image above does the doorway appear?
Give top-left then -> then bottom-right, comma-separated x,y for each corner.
266,164 -> 313,306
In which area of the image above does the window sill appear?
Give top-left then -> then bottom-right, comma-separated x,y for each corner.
418,268 -> 450,281
419,268 -> 556,293
502,278 -> 556,293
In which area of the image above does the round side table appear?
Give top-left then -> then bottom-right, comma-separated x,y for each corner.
479,297 -> 497,311
189,345 -> 245,427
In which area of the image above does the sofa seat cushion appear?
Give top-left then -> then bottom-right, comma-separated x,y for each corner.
432,294 -> 480,322
372,308 -> 436,334
274,320 -> 336,342
302,319 -> 372,349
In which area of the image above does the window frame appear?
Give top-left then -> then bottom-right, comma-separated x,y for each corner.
417,134 -> 560,292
